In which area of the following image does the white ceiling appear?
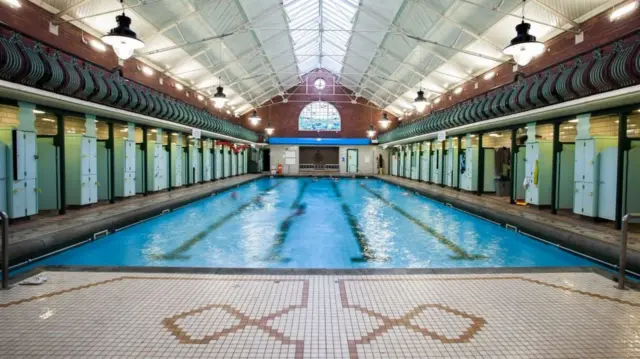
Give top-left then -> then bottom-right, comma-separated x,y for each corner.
35,0 -> 626,117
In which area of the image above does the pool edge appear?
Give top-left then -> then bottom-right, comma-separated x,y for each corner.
374,175 -> 640,274
6,175 -> 267,267
9,265 -> 638,290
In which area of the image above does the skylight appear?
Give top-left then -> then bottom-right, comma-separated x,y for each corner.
283,0 -> 358,75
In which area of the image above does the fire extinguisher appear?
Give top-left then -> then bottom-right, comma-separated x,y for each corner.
277,163 -> 283,175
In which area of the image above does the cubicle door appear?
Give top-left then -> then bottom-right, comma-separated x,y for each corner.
36,137 -> 59,210
135,145 -> 144,194
598,148 -> 617,221
96,140 -> 111,201
557,144 -> 575,209
391,155 -> 398,176
514,146 -> 527,200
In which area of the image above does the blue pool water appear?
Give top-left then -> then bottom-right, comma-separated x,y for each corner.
15,178 -> 597,271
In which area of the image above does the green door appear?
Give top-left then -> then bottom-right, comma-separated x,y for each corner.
347,149 -> 358,173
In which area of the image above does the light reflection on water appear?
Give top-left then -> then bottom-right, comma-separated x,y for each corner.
13,178 -> 597,272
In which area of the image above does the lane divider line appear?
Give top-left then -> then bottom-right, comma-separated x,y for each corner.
331,181 -> 388,263
152,182 -> 284,260
360,184 -> 486,261
267,181 -> 311,262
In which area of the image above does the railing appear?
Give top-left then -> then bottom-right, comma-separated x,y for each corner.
618,213 -> 640,290
1,211 -> 8,289
300,164 -> 340,171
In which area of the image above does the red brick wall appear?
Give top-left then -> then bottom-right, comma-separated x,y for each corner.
0,0 -> 235,123
1,0 -> 638,136
400,2 -> 640,124
238,70 -> 400,138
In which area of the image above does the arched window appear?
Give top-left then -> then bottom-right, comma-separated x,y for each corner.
298,101 -> 341,131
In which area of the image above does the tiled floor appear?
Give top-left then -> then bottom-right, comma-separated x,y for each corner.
8,175 -> 262,246
377,175 -> 640,253
1,270 -> 639,358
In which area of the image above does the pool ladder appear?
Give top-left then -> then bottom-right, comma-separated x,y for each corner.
618,213 -> 640,289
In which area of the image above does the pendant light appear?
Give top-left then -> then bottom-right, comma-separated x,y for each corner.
265,107 -> 274,135
248,110 -> 261,126
211,42 -> 229,108
265,123 -> 275,136
413,89 -> 428,112
212,79 -> 228,109
366,108 -> 376,138
378,112 -> 391,129
366,124 -> 376,138
412,46 -> 429,113
101,0 -> 144,60
503,0 -> 545,66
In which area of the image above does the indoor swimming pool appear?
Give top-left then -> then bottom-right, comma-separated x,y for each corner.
14,178 -> 597,272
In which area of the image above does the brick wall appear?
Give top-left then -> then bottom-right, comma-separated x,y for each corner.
238,70 -> 400,138
396,2 -> 640,124
0,0 -> 236,123
0,105 -> 19,128
1,0 -> 638,138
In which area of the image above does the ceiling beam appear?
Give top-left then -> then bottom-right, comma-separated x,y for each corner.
53,0 -> 167,25
532,0 -> 580,30
53,0 -> 92,21
415,0 -> 506,55
456,0 -> 581,33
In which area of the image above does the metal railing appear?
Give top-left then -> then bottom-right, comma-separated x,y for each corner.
618,213 -> 640,290
1,211 -> 8,289
300,163 -> 340,171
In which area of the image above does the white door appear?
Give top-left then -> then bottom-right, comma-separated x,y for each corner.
574,182 -> 584,215
431,152 -> 439,184
347,149 -> 358,173
25,178 -> 37,215
14,130 -> 25,180
11,181 -> 26,218
89,174 -> 98,203
81,137 -> 90,175
391,155 -> 398,176
81,174 -> 91,204
24,131 -> 37,179
598,148 -> 617,220
574,140 -> 585,182
125,141 -> 135,173
582,182 -> 595,217
583,139 -> 596,183
421,153 -> 429,182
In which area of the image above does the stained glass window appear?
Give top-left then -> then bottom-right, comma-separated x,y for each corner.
298,101 -> 341,131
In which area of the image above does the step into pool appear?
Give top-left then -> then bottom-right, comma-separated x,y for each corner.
15,178 -> 596,271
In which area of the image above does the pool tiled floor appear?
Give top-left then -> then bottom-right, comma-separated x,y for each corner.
1,270 -> 639,358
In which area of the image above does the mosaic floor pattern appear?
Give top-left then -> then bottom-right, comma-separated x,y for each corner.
1,270 -> 639,358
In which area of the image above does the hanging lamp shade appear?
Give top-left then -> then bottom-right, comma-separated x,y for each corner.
248,110 -> 261,126
101,10 -> 144,60
265,123 -> 274,136
503,21 -> 544,66
378,113 -> 391,129
413,90 -> 428,112
366,124 -> 376,138
212,86 -> 228,108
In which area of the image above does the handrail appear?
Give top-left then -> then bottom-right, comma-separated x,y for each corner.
618,213 -> 640,290
1,211 -> 8,289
